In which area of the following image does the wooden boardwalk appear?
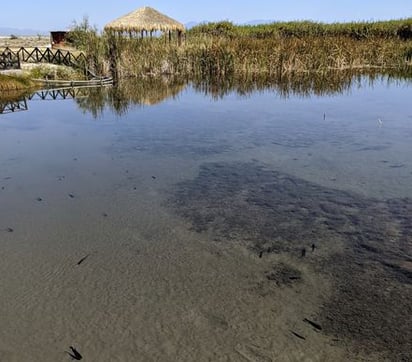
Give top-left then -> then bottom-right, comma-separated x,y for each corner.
0,47 -> 87,71
33,77 -> 113,88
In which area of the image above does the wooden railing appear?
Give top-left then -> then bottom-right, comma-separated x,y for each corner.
0,98 -> 27,114
28,87 -> 95,101
0,51 -> 20,70
1,86 -> 108,114
1,47 -> 86,67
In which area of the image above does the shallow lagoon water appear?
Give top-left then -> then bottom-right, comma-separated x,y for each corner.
0,77 -> 411,361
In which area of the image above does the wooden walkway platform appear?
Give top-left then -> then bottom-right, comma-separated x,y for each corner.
32,77 -> 113,87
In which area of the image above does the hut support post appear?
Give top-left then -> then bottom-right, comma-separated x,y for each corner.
178,31 -> 182,46
108,34 -> 119,84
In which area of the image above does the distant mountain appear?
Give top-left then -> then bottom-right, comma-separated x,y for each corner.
0,27 -> 47,36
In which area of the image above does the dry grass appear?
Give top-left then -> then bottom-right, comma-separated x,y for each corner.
0,73 -> 35,91
0,36 -> 50,49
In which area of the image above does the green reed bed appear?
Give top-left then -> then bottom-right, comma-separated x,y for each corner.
190,18 -> 412,39
67,17 -> 412,79
110,34 -> 412,78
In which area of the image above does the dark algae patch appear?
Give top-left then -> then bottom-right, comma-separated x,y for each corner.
170,161 -> 412,360
265,263 -> 302,287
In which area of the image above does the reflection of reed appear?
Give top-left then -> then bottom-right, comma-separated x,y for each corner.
75,76 -> 187,117
75,70 -> 412,116
3,70 -> 411,117
192,69 -> 412,99
118,77 -> 186,105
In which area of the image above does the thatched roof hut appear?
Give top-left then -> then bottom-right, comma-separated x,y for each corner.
104,6 -> 185,35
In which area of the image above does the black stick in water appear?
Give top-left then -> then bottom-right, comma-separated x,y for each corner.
67,346 -> 82,360
303,318 -> 322,331
77,255 -> 89,266
291,331 -> 306,340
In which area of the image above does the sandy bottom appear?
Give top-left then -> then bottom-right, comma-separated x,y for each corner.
1,154 -> 408,361
0,81 -> 411,361
0,155 -> 355,362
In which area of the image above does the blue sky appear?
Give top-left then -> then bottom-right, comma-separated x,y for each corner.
1,0 -> 412,31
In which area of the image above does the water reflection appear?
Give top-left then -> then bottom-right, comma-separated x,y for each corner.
0,91 -> 28,114
1,70 -> 412,117
75,77 -> 187,117
73,70 -> 410,116
192,69 -> 412,99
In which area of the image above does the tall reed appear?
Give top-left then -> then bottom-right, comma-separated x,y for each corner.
68,18 -> 412,78
111,35 -> 412,78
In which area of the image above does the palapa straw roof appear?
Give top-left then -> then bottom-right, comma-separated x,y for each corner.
104,6 -> 185,33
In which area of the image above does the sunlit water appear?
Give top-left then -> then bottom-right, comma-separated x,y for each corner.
0,77 -> 411,361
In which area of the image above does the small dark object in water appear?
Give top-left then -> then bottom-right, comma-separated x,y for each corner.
303,318 -> 322,331
67,346 -> 82,360
311,243 -> 316,252
126,170 -> 129,173
73,158 -> 78,161
291,331 -> 306,340
267,247 -> 271,253
77,255 -> 89,265
4,177 -> 12,180
102,212 -> 108,217
301,248 -> 306,257
289,276 -> 301,280
1,186 -> 4,190
259,251 -> 263,258
152,176 -> 157,179
36,197 -> 43,202
323,113 -> 326,120
57,176 -> 65,181
6,227 -> 14,232
133,187 -> 137,190
68,194 -> 75,199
